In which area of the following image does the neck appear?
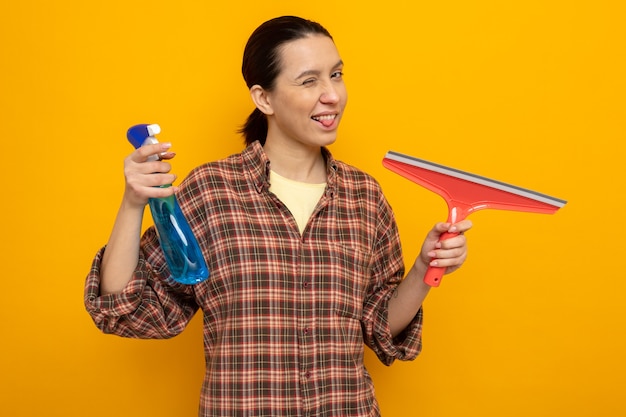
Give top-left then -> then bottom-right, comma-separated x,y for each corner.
263,139 -> 327,183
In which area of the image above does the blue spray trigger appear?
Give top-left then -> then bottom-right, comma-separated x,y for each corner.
127,124 -> 161,149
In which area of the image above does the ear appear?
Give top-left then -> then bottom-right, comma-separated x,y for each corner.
250,85 -> 274,116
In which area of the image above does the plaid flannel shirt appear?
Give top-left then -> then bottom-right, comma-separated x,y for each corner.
85,141 -> 423,416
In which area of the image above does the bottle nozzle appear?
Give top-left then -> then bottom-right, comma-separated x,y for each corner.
127,123 -> 161,149
147,124 -> 161,136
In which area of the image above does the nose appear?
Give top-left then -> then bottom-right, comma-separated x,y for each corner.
320,83 -> 340,104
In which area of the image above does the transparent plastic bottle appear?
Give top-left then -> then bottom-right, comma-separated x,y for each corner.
127,124 -> 209,285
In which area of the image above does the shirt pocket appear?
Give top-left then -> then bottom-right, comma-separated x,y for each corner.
326,242 -> 373,321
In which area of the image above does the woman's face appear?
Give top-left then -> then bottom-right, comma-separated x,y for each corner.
262,34 -> 347,149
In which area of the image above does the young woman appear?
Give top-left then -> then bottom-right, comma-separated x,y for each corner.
85,15 -> 472,416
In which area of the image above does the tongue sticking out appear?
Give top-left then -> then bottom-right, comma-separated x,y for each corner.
314,115 -> 335,127
320,118 -> 334,127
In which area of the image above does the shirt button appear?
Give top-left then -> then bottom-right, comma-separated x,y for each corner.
305,371 -> 311,378
303,281 -> 309,288
303,328 -> 309,335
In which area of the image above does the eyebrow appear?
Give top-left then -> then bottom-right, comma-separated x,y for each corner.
295,59 -> 344,80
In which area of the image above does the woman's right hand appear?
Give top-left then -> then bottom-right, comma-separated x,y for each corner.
122,142 -> 178,208
100,142 -> 178,294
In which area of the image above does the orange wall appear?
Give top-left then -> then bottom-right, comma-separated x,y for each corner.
1,1 -> 625,416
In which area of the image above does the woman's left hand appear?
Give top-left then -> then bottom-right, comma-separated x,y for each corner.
417,220 -> 473,275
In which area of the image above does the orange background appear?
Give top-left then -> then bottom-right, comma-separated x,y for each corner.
1,1 -> 625,416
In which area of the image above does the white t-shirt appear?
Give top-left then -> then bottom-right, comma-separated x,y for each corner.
269,170 -> 326,233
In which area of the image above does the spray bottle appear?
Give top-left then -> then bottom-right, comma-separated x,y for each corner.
127,124 -> 209,285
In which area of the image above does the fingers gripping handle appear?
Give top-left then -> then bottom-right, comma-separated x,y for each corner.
423,231 -> 459,287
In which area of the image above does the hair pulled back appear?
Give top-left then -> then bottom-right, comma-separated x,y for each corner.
239,16 -> 333,146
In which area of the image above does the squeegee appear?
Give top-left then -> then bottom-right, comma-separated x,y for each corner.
382,151 -> 567,287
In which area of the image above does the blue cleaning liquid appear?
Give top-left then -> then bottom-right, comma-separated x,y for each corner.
148,190 -> 209,284
127,123 -> 209,285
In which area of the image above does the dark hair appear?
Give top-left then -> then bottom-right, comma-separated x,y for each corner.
239,16 -> 333,146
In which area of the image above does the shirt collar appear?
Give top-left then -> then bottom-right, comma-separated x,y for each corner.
243,141 -> 338,196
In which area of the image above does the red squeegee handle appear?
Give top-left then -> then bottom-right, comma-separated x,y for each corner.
424,231 -> 458,287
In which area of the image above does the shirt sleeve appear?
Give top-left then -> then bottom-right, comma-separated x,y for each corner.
361,192 -> 423,366
84,228 -> 199,339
